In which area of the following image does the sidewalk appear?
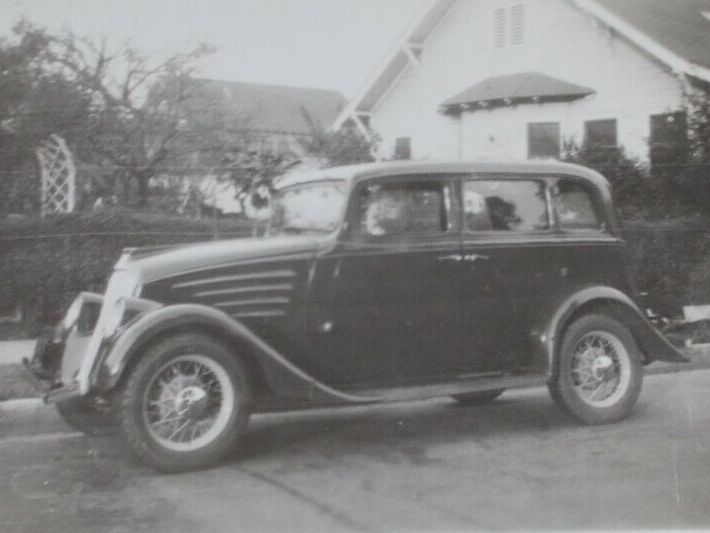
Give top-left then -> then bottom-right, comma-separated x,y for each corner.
0,340 -> 36,365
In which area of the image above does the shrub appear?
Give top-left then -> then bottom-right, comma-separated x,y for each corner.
561,140 -> 665,219
622,221 -> 710,317
0,210 -> 251,336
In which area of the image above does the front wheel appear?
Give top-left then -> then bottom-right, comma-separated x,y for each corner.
549,314 -> 642,425
118,334 -> 252,472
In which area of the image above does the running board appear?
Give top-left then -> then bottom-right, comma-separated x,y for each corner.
344,373 -> 548,403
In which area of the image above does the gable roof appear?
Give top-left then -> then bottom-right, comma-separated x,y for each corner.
441,72 -> 595,111
192,79 -> 345,136
570,0 -> 710,80
590,0 -> 710,70
335,0 -> 710,128
333,0 -> 456,129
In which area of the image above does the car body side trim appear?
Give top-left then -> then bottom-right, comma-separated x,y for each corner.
97,304 -> 547,404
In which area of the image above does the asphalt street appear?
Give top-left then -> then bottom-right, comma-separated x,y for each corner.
1,369 -> 709,532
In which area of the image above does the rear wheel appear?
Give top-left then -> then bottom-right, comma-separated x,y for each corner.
549,314 -> 642,425
118,334 -> 251,472
452,389 -> 505,406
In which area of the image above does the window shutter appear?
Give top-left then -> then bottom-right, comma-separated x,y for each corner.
510,4 -> 525,45
494,8 -> 507,48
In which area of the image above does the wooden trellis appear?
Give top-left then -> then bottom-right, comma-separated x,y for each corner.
37,134 -> 76,216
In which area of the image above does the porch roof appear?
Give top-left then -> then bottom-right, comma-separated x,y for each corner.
441,72 -> 595,113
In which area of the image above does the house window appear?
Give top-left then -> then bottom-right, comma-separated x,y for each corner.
528,123 -> 560,159
394,137 -> 412,160
585,119 -> 617,149
650,111 -> 688,176
494,4 -> 525,47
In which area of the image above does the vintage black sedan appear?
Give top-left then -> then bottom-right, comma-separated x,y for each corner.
27,160 -> 686,471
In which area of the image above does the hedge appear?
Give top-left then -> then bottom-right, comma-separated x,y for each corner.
0,210 -> 252,337
1,212 -> 709,338
622,221 -> 710,317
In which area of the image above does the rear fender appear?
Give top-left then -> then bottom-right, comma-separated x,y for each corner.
531,286 -> 688,380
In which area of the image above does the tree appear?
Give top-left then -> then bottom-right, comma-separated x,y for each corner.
301,108 -> 378,167
667,87 -> 710,214
19,23 -> 217,207
561,139 -> 661,219
0,22 -> 91,213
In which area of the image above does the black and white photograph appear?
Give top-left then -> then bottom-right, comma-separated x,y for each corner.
1,0 -> 710,531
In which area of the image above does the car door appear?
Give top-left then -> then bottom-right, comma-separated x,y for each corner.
308,174 -> 463,387
459,176 -> 552,373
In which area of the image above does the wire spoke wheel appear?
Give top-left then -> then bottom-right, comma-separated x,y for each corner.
570,331 -> 631,408
549,314 -> 642,425
120,333 -> 252,472
143,354 -> 235,452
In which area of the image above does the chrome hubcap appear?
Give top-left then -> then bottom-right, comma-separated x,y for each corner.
571,331 -> 631,408
175,386 -> 209,419
143,355 -> 235,452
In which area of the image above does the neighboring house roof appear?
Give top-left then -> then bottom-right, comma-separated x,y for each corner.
335,0 -> 710,128
193,79 -> 345,136
440,72 -> 595,111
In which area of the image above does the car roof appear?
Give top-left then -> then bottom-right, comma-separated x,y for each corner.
276,160 -> 610,190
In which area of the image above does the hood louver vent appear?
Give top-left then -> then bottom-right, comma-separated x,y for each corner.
172,270 -> 296,319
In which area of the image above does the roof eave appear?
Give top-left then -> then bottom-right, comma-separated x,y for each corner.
440,93 -> 594,114
333,0 -> 455,130
571,0 -> 710,84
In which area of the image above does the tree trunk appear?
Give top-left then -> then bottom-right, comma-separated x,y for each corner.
136,173 -> 150,208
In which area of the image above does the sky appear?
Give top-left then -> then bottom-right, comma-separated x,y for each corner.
0,0 -> 430,98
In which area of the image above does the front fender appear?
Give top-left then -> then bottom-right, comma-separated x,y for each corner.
531,286 -> 688,380
95,304 -> 381,404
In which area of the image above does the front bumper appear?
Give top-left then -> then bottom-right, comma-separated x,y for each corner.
25,289 -> 162,403
24,292 -> 102,403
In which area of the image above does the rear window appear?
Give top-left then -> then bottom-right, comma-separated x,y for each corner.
552,179 -> 601,231
463,180 -> 549,232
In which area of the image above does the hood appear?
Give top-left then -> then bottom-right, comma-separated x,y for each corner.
121,235 -> 326,283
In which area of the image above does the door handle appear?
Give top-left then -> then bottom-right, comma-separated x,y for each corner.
464,254 -> 490,262
438,254 -> 463,262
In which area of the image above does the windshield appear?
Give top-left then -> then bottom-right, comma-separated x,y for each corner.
270,181 -> 348,234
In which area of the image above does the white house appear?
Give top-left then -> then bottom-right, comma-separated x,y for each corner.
335,0 -> 710,163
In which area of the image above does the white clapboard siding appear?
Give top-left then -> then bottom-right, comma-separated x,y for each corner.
370,0 -> 684,161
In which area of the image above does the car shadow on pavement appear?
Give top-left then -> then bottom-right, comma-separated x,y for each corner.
234,389 -> 577,466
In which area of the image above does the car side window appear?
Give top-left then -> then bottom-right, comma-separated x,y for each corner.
355,180 -> 450,237
463,179 -> 549,232
551,179 -> 601,231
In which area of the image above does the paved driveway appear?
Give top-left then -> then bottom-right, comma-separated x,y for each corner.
1,369 -> 709,532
